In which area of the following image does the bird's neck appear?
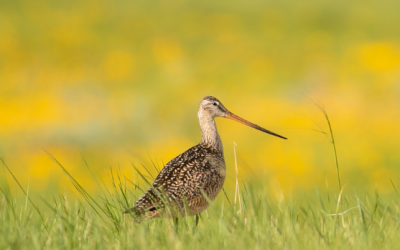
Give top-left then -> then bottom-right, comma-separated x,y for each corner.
198,111 -> 223,152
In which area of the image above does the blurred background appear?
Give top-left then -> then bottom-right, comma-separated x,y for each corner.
0,0 -> 399,197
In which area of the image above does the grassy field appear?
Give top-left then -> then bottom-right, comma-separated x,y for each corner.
1,112 -> 400,249
1,0 -> 400,248
2,152 -> 400,249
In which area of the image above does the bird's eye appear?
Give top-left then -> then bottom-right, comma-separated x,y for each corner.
212,102 -> 218,106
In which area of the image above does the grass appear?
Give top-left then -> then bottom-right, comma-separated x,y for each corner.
1,109 -> 399,249
1,163 -> 400,249
1,165 -> 400,250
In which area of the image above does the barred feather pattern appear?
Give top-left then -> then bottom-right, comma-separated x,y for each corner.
129,144 -> 226,221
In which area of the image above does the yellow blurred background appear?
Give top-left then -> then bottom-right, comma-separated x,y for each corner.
1,0 -> 399,196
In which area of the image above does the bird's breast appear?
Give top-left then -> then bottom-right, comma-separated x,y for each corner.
205,155 -> 226,177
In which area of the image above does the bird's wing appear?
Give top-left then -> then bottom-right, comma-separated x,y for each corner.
178,158 -> 225,210
132,145 -> 223,216
132,145 -> 203,213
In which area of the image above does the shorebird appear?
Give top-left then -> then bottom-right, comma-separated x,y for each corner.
124,96 -> 287,224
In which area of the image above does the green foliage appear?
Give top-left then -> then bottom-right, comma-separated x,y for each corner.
1,154 -> 400,249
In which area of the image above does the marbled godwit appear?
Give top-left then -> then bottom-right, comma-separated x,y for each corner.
124,96 -> 286,223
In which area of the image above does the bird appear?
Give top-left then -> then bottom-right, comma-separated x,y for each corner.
124,96 -> 287,224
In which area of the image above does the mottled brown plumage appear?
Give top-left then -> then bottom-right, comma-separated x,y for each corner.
124,96 -> 286,222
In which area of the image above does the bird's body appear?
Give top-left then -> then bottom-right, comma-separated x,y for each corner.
131,144 -> 225,220
124,96 -> 286,222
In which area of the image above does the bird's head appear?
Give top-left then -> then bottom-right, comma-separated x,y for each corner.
198,96 -> 287,140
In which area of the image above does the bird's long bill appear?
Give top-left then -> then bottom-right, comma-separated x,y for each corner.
226,112 -> 287,140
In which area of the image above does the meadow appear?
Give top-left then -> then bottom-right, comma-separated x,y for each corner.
1,0 -> 400,248
2,149 -> 400,249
